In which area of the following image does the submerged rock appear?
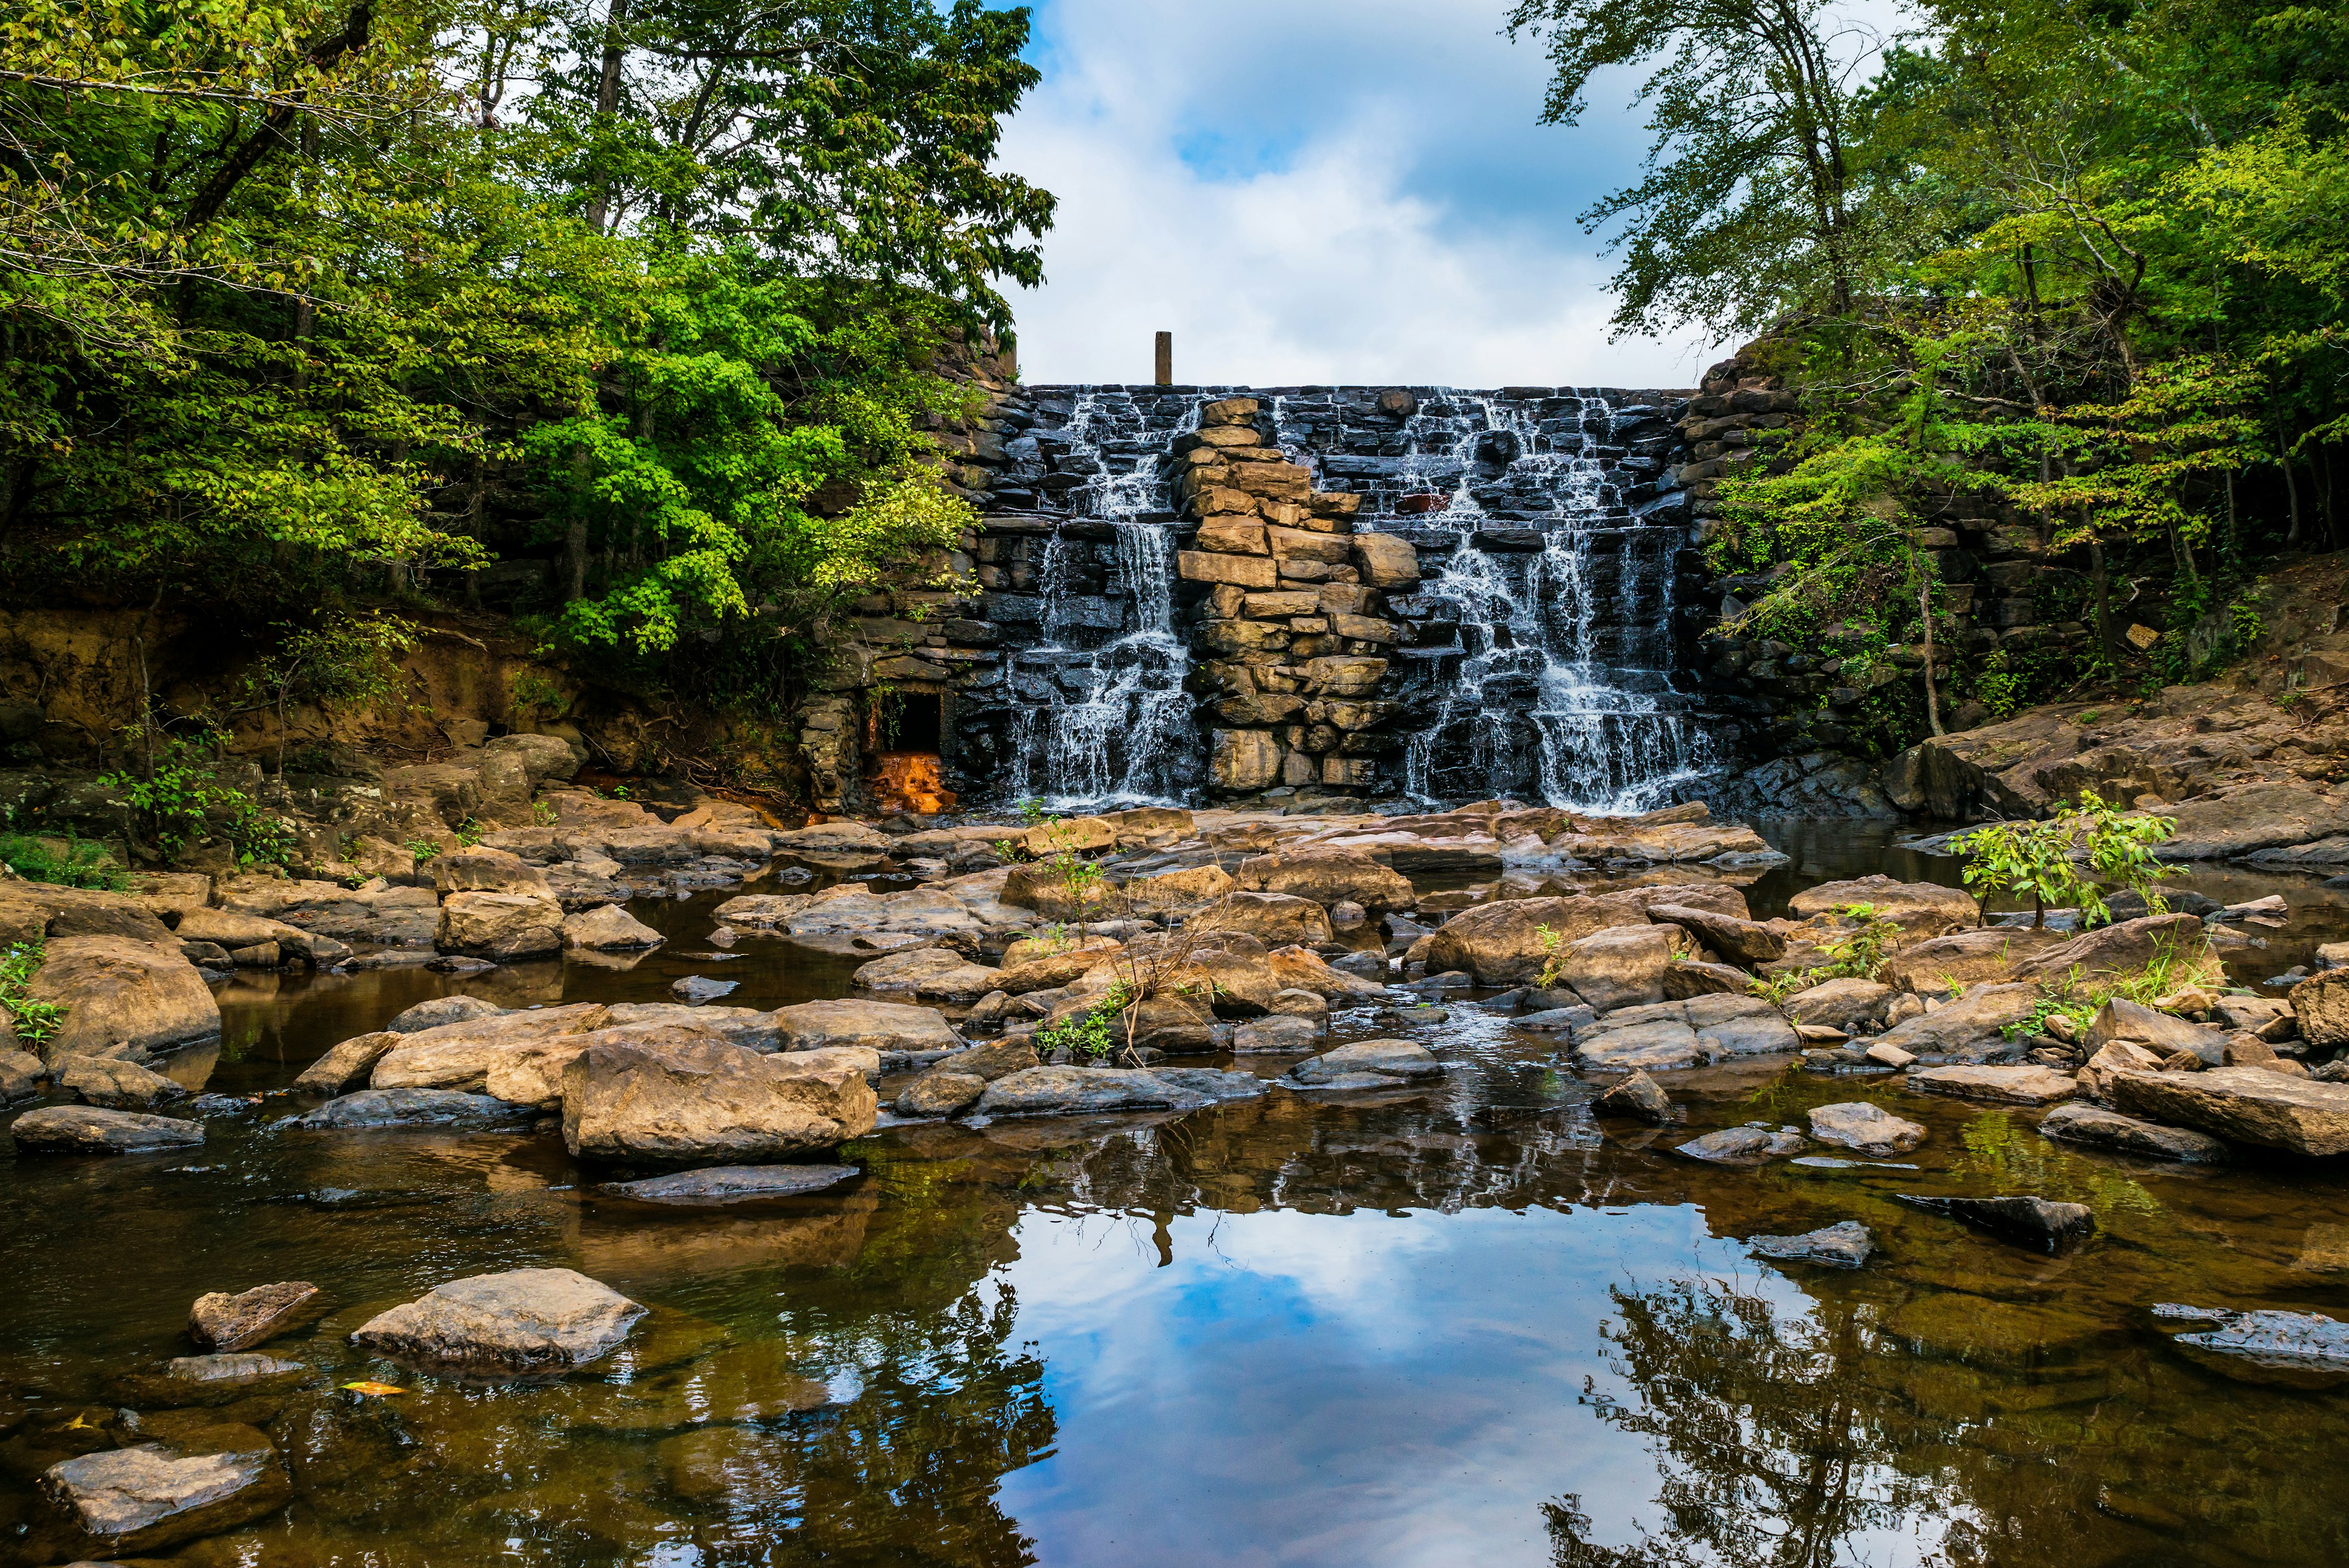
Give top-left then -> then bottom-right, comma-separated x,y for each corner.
12,1104 -> 203,1154
190,1281 -> 322,1352
351,1266 -> 645,1375
1748,1221 -> 1874,1269
1285,1038 -> 1442,1088
1898,1194 -> 2096,1252
599,1165 -> 859,1205
290,1089 -> 532,1131
40,1423 -> 291,1556
2038,1102 -> 2229,1162
2151,1302 -> 2349,1366
1808,1101 -> 1927,1155
1672,1126 -> 1806,1164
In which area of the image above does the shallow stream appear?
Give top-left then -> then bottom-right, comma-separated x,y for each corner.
6,827 -> 2349,1566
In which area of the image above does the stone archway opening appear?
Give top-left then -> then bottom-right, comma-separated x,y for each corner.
864,688 -> 955,814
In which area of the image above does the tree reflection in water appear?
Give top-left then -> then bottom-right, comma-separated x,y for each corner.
1546,1279 -> 1972,1568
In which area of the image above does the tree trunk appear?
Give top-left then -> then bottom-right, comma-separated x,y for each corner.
2087,532 -> 2117,668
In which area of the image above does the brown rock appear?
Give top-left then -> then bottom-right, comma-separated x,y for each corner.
1880,926 -> 2068,992
1351,533 -> 1420,589
1423,885 -> 1749,985
24,934 -> 220,1065
1194,516 -> 1269,554
1178,551 -> 1279,589
2110,1066 -> 2349,1155
1235,849 -> 1416,912
2011,913 -> 2217,986
431,847 -> 550,896
1786,875 -> 1978,937
436,890 -> 565,960
1194,891 -> 1335,946
190,1282 -> 321,1352
1647,902 -> 1785,964
562,1036 -> 877,1161
1209,729 -> 1285,792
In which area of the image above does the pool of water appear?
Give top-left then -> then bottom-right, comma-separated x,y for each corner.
6,828 -> 2349,1566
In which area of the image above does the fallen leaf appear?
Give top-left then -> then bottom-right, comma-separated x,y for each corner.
340,1381 -> 407,1396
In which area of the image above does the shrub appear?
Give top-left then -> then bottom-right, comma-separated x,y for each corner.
1953,789 -> 2175,927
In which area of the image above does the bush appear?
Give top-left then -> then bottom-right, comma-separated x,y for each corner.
1952,789 -> 2175,927
0,940 -> 65,1046
0,832 -> 127,890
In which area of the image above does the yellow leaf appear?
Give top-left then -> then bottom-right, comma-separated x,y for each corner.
340,1381 -> 407,1396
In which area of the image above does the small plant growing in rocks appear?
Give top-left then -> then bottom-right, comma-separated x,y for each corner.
0,939 -> 64,1046
1954,789 -> 2175,927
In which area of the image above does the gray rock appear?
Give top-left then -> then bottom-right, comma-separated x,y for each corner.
1590,1069 -> 1674,1122
160,1353 -> 306,1385
670,975 -> 738,1004
1781,978 -> 1895,1031
1907,1063 -> 2077,1105
1748,1220 -> 1874,1269
1330,950 -> 1388,979
2087,996 -> 2227,1065
1232,1015 -> 1320,1053
1807,1101 -> 1927,1156
2109,1065 -> 2349,1156
2038,1102 -> 2229,1162
2151,1303 -> 2349,1365
387,995 -> 507,1033
562,902 -> 664,951
1286,1038 -> 1442,1087
0,1047 -> 44,1101
11,1104 -> 204,1154
1671,1126 -> 1806,1164
1898,1194 -> 2096,1252
974,1066 -> 1201,1116
190,1281 -> 322,1351
1874,983 -> 2043,1055
1647,902 -> 1786,964
1375,1003 -> 1450,1026
895,1071 -> 987,1117
771,998 -> 963,1055
1152,1067 -> 1269,1104
351,1267 -> 645,1376
1575,1017 -> 1704,1069
1554,923 -> 1681,1012
1515,1006 -> 1596,1032
599,1165 -> 859,1205
58,1055 -> 186,1112
289,1089 -> 531,1131
292,1031 -> 401,1094
40,1425 -> 291,1556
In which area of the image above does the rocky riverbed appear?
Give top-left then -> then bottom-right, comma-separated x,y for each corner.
7,800 -> 2349,1564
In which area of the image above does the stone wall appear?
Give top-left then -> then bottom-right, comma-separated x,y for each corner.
1169,395 -> 1420,795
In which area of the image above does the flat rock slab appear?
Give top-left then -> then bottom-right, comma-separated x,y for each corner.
1808,1101 -> 1927,1156
600,1165 -> 859,1205
289,1089 -> 532,1131
1907,1064 -> 2077,1105
1748,1221 -> 1874,1269
1672,1126 -> 1806,1165
1899,1194 -> 2096,1253
162,1353 -> 306,1384
2110,1066 -> 2349,1156
191,1282 -> 321,1352
12,1105 -> 203,1154
2151,1303 -> 2349,1366
1233,1015 -> 1321,1053
2038,1102 -> 2228,1163
974,1065 -> 1258,1117
59,1055 -> 185,1111
387,995 -> 506,1033
42,1425 -> 290,1556
351,1267 -> 645,1376
1286,1038 -> 1442,1087
670,975 -> 739,1004
771,998 -> 963,1055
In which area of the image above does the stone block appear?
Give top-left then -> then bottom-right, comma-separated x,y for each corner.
1178,550 -> 1278,589
1328,614 -> 1393,644
1206,583 -> 1248,617
1322,757 -> 1376,787
1283,751 -> 1318,786
1352,533 -> 1420,589
1310,491 -> 1363,519
1210,729 -> 1285,791
1201,396 -> 1260,426
1195,515 -> 1269,554
1303,656 -> 1387,697
1195,425 -> 1263,447
1184,486 -> 1258,518
1242,590 -> 1321,618
1199,620 -> 1291,655
1318,582 -> 1376,616
1267,526 -> 1354,564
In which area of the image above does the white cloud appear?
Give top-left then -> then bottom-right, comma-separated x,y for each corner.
999,0 -> 1728,389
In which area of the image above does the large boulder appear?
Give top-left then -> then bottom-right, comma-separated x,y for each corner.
563,904 -> 664,951
387,995 -> 505,1033
431,847 -> 550,896
1234,850 -> 1416,913
1880,926 -> 2068,993
2010,914 -> 2216,986
40,1424 -> 291,1557
293,1030 -> 401,1094
1646,903 -> 1785,964
24,934 -> 220,1063
2110,1066 -> 2349,1156
1266,944 -> 1386,1000
850,947 -> 1000,1001
2077,1039 -> 2165,1102
1786,875 -> 1977,937
771,999 -> 962,1057
1193,891 -> 1334,946
1554,923 -> 1685,1012
2290,968 -> 2349,1048
58,1055 -> 184,1112
351,1267 -> 643,1375
11,1104 -> 203,1154
436,890 -> 565,960
1781,978 -> 1895,1031
1570,994 -> 1800,1069
2085,997 -> 2227,1064
561,1034 -> 877,1161
1119,864 -> 1237,912
991,944 -> 1123,994
1423,885 -> 1749,984
369,1003 -> 612,1092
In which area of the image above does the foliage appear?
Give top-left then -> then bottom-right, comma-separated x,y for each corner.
0,938 -> 64,1044
98,726 -> 291,863
1753,901 -> 1898,1001
239,611 -> 420,772
0,831 -> 126,890
1036,983 -> 1132,1066
1952,789 -> 2175,927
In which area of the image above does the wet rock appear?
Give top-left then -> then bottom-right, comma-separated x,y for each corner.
11,1104 -> 204,1153
1554,923 -> 1685,1012
1572,1017 -> 1702,1068
1233,1015 -> 1320,1053
160,1352 -> 306,1386
1376,1003 -> 1450,1027
1662,959 -> 1754,998
0,1047 -> 44,1100
1874,982 -> 2043,1055
1286,1037 -> 1443,1088
1267,943 -> 1387,1000
1808,1101 -> 1926,1155
25,934 -> 220,1064
1193,891 -> 1336,946
895,1071 -> 987,1117
600,1165 -> 859,1204
437,890 -> 566,960
1268,987 -> 1331,1028
977,1065 -> 1203,1115
2289,967 -> 2349,1047
1787,875 -> 1978,937
1907,1063 -> 2077,1105
1590,1069 -> 1674,1121
2038,1102 -> 2228,1162
1573,994 -> 1800,1068
369,1002 -> 613,1091
670,975 -> 738,1005
351,1266 -> 645,1375
1898,1194 -> 2096,1252
1154,1066 -> 1268,1104
1880,926 -> 2068,992
2110,1065 -> 2349,1156
40,1422 -> 291,1556
1782,978 -> 1895,1032
1865,1042 -> 1916,1068
2086,997 -> 2225,1064
1515,1005 -> 1596,1033
2077,1039 -> 2165,1101
291,1030 -> 401,1094
771,998 -> 963,1056
387,995 -> 506,1033
563,1035 -> 876,1161
563,903 -> 664,951
2011,914 -> 2215,986
58,1055 -> 185,1111
1423,885 -> 1749,984
191,1282 -> 322,1351
2151,1303 -> 2349,1365
1671,1126 -> 1806,1164
1330,949 -> 1389,981
290,1088 -> 532,1130
1646,902 -> 1786,964
1748,1221 -> 1874,1269
851,946 -> 1000,1000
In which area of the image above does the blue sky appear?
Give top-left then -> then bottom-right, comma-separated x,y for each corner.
995,0 -> 1727,388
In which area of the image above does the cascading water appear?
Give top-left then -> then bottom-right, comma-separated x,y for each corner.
996,389 -> 1200,806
